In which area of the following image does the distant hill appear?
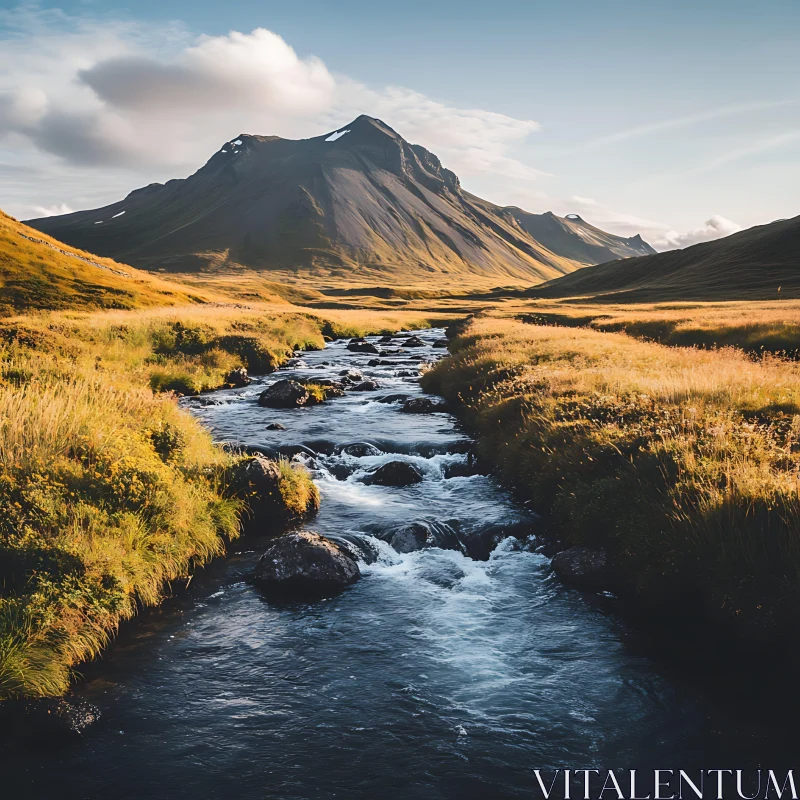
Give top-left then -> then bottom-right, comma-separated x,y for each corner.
0,210 -> 208,316
501,208 -> 655,264
26,115 -> 653,286
532,215 -> 800,301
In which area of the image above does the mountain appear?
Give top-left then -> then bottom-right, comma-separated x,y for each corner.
0,210 -> 207,316
26,116 -> 652,285
501,208 -> 656,264
532,215 -> 800,302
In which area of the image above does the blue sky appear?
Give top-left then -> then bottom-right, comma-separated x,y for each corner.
1,0 -> 798,248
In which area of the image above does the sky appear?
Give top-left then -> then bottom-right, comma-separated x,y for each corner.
1,0 -> 798,250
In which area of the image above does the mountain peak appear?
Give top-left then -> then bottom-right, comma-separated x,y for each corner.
24,115 -> 653,283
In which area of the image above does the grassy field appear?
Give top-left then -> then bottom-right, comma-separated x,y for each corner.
0,212 -> 219,315
0,300 -> 453,699
423,313 -> 800,643
508,298 -> 800,356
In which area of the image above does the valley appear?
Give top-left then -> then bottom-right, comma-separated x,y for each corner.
2,111 -> 800,798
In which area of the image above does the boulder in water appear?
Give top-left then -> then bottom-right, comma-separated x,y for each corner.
401,397 -> 449,414
432,339 -> 449,348
340,442 -> 383,457
387,522 -> 430,553
378,335 -> 394,343
338,369 -> 364,384
347,339 -> 380,354
258,379 -> 309,408
266,422 -> 287,431
349,380 -> 379,391
551,546 -> 610,591
253,531 -> 360,597
385,520 -> 462,553
402,335 -> 426,347
365,461 -> 423,487
228,455 -> 318,530
376,392 -> 412,404
225,367 -> 251,387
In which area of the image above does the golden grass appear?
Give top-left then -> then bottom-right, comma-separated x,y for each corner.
510,298 -> 800,355
0,211 -> 217,314
423,315 -> 800,641
0,298 -> 454,698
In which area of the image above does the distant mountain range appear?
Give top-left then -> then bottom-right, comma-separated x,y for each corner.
26,115 -> 653,284
533,214 -> 800,301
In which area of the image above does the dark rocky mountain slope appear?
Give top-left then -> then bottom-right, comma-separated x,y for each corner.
27,115 -> 653,284
532,214 -> 800,301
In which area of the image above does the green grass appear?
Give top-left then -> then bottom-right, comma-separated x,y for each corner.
0,297 -> 453,698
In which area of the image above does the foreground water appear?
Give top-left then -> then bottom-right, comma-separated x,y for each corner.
6,330 -> 794,798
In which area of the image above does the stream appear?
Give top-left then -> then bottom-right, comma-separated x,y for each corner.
6,329 -> 795,799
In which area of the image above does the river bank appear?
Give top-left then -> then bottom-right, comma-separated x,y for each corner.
422,314 -> 800,649
5,327 -> 798,799
0,304 -> 449,700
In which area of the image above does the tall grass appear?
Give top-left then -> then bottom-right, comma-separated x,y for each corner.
424,316 -> 800,642
517,298 -> 800,356
0,302 -> 451,698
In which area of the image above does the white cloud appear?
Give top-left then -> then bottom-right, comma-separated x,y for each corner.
651,214 -> 741,250
79,28 -> 336,115
0,6 -> 745,256
30,202 -> 74,217
0,12 -> 545,211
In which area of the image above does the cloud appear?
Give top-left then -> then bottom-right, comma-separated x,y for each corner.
30,202 -> 73,217
651,215 -> 741,249
0,13 -> 544,198
557,196 -> 741,251
79,28 -> 335,115
329,83 -> 544,180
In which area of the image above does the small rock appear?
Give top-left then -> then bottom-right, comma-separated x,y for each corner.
387,522 -> 431,553
551,546 -> 611,591
314,378 -> 346,390
225,367 -> 251,387
258,379 -> 309,408
365,461 -> 424,487
367,358 -> 380,367
340,442 -> 383,457
266,423 -> 287,431
350,380 -> 379,391
347,340 -> 380,354
339,369 -> 364,383
432,339 -> 449,348
442,456 -> 484,478
402,335 -> 426,347
401,397 -> 449,414
375,392 -> 412,404
252,531 -> 360,598
378,335 -> 394,343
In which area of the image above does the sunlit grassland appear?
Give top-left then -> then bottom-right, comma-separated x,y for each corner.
0,301 -> 454,698
508,297 -> 800,355
423,314 -> 800,642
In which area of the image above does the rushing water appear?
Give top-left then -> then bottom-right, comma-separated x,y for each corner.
5,330 -> 795,799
